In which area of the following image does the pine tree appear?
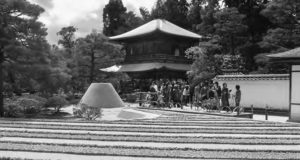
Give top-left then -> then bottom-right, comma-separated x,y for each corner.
102,0 -> 127,36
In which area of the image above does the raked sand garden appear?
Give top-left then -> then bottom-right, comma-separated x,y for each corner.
0,107 -> 300,160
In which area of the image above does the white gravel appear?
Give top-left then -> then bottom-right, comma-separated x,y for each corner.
1,137 -> 300,151
0,151 -> 188,160
1,127 -> 300,138
4,121 -> 300,129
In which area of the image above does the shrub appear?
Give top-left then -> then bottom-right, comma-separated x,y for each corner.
124,93 -> 137,103
73,103 -> 102,120
3,95 -> 47,117
17,98 -> 42,114
45,96 -> 68,113
3,102 -> 23,117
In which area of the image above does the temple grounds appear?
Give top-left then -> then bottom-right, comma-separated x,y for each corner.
0,107 -> 300,160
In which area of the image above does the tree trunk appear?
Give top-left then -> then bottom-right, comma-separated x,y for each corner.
89,51 -> 95,83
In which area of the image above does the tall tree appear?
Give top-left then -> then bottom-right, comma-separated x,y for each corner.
57,26 -> 77,55
102,0 -> 126,36
195,0 -> 220,35
0,0 -> 46,116
139,7 -> 151,22
214,7 -> 248,55
76,31 -> 124,83
114,11 -> 144,35
151,0 -> 190,28
187,0 -> 203,31
252,0 -> 300,73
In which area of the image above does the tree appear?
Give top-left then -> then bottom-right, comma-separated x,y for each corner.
253,0 -> 300,73
75,31 -> 124,83
0,0 -> 46,117
150,0 -> 190,28
102,0 -> 127,36
185,46 -> 217,85
214,7 -> 248,55
114,11 -> 144,35
195,0 -> 220,35
187,0 -> 203,31
57,26 -> 77,55
139,7 -> 151,22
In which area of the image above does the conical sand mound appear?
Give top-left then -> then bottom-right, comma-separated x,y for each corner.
80,83 -> 125,108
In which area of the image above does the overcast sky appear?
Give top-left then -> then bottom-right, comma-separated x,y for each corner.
28,0 -> 157,45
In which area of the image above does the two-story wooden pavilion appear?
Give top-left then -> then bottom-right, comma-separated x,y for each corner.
109,19 -> 202,80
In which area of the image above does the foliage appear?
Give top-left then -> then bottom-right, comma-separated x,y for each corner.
57,26 -> 77,53
3,95 -> 47,117
123,93 -> 137,103
214,7 -> 248,55
44,96 -> 68,113
139,7 -> 151,22
0,0 -> 49,116
113,11 -> 144,35
3,103 -> 23,117
102,0 -> 127,36
75,31 -> 125,83
185,46 -> 217,84
73,103 -> 102,120
193,0 -> 220,35
150,0 -> 190,28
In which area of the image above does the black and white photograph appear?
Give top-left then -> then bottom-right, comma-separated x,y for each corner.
0,0 -> 300,159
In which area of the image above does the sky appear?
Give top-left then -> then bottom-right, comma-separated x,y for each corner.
28,0 -> 157,45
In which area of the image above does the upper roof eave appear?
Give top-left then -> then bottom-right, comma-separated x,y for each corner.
109,19 -> 202,41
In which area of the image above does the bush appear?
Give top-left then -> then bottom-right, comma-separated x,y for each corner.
3,102 -> 23,117
45,96 -> 68,113
3,95 -> 47,117
73,103 -> 102,120
17,98 -> 42,114
124,93 -> 137,103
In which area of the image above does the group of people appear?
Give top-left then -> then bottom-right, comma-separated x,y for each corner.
193,81 -> 241,111
148,79 -> 191,108
145,79 -> 242,112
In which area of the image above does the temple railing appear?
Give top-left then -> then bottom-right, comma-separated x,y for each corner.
124,54 -> 192,64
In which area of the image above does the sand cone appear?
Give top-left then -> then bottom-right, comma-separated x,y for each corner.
80,83 -> 125,108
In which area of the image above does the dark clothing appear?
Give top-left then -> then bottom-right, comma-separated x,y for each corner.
200,87 -> 208,100
216,86 -> 221,98
235,90 -> 241,106
221,88 -> 230,107
208,89 -> 215,99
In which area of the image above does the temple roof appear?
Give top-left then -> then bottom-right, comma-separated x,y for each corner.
109,19 -> 202,41
118,62 -> 190,72
268,47 -> 300,63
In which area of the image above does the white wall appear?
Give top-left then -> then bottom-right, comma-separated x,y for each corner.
216,74 -> 289,111
291,65 -> 300,121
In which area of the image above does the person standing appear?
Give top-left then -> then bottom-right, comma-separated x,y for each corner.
221,83 -> 230,111
235,85 -> 241,114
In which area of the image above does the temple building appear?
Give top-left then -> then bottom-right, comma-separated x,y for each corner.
268,48 -> 300,122
109,19 -> 202,80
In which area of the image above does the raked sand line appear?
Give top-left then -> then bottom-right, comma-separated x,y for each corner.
0,120 -> 265,125
4,121 -> 300,129
1,137 -> 300,151
0,150 -> 187,160
1,127 -> 300,138
0,120 -> 289,126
